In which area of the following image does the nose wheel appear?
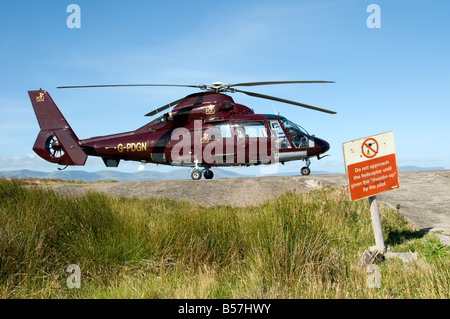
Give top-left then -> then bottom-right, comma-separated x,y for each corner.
300,159 -> 311,176
301,167 -> 311,175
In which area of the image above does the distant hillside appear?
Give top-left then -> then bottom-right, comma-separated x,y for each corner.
398,166 -> 446,172
0,166 -> 446,182
0,168 -> 343,182
0,168 -> 243,182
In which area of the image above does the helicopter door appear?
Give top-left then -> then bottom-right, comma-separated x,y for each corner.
204,122 -> 235,164
268,120 -> 292,149
234,121 -> 270,164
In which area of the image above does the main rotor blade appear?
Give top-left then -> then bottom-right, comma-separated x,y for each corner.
57,84 -> 201,89
145,98 -> 184,117
234,89 -> 336,114
229,80 -> 335,87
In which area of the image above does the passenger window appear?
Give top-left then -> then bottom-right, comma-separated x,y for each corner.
235,121 -> 267,138
210,123 -> 232,139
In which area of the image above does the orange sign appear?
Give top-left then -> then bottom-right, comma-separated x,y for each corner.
343,132 -> 399,201
347,153 -> 399,201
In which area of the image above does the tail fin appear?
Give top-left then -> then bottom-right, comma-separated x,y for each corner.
28,89 -> 87,166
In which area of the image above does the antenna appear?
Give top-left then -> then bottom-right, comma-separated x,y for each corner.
272,102 -> 279,116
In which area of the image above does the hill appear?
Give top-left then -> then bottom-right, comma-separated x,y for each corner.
0,168 -> 242,182
1,165 -> 445,182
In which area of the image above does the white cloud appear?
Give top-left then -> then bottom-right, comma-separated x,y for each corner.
0,154 -> 54,170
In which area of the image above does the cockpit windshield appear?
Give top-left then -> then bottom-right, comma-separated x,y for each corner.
266,116 -> 312,149
279,117 -> 308,136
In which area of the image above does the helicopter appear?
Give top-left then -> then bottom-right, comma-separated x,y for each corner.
28,81 -> 336,180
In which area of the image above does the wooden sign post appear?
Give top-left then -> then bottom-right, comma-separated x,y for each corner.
343,131 -> 399,254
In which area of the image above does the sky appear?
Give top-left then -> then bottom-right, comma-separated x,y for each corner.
1,0 -> 449,176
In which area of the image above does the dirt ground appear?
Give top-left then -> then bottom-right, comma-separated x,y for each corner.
45,170 -> 450,245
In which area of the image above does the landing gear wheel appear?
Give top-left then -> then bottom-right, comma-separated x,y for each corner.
191,169 -> 202,180
301,166 -> 311,176
204,170 -> 214,180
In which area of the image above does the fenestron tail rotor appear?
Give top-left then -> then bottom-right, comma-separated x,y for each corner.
45,135 -> 65,158
57,81 -> 336,115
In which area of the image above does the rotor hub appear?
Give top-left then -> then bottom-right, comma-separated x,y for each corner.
204,82 -> 233,93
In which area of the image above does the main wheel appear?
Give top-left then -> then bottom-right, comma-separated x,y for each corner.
191,169 -> 202,180
204,170 -> 214,180
301,166 -> 311,176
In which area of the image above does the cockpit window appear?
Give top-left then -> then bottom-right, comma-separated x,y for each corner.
290,135 -> 311,148
269,120 -> 284,137
267,116 -> 312,149
280,117 -> 308,136
268,120 -> 291,149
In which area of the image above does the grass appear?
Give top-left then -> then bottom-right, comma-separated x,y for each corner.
14,178 -> 119,185
0,179 -> 448,298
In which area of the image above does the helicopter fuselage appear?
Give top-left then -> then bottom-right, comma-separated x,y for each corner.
79,92 -> 330,169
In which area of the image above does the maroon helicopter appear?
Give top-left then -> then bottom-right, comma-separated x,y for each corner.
28,81 -> 336,180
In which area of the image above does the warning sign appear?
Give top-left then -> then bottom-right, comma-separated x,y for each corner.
343,131 -> 399,201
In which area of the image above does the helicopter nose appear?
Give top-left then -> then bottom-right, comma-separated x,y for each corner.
315,138 -> 330,153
